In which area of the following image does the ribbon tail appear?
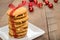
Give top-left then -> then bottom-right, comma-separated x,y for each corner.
8,3 -> 16,9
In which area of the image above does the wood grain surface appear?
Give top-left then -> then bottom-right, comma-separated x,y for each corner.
0,0 -> 60,40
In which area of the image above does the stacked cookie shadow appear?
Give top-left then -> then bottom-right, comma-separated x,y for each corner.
7,7 -> 28,38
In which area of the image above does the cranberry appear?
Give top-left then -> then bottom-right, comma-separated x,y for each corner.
37,2 -> 43,8
45,0 -> 49,5
29,7 -> 34,12
29,0 -> 34,2
29,2 -> 33,7
54,0 -> 58,3
22,0 -> 26,5
43,0 -> 45,2
48,3 -> 53,8
34,0 -> 38,4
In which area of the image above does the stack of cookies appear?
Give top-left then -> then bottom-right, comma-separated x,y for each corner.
7,7 -> 28,38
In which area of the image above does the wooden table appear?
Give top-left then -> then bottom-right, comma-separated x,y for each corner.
0,0 -> 60,40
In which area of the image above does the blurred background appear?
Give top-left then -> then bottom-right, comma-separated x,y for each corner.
0,0 -> 60,40
0,0 -> 14,26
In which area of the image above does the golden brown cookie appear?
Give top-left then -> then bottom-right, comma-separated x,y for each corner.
8,7 -> 28,38
9,29 -> 27,36
8,21 -> 28,28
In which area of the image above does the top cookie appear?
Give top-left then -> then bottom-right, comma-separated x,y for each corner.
7,7 -> 27,17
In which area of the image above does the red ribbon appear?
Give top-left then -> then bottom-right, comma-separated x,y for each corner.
9,3 -> 25,38
8,1 -> 38,16
9,3 -> 24,16
8,3 -> 16,9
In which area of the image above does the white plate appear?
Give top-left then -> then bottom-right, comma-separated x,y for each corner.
0,31 -> 9,40
0,23 -> 45,40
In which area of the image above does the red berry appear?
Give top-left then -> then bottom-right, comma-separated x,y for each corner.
54,0 -> 58,3
29,0 -> 34,2
45,0 -> 49,5
48,3 -> 53,8
43,0 -> 45,2
34,0 -> 38,4
37,2 -> 43,8
29,2 -> 33,7
22,0 -> 26,5
29,7 -> 34,12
